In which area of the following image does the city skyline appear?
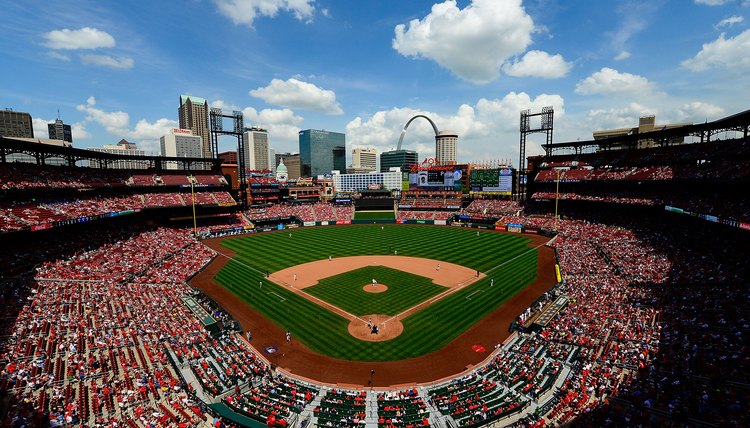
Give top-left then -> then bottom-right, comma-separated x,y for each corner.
2,0 -> 749,166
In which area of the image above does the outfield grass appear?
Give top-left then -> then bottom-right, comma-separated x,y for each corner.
303,266 -> 447,316
214,225 -> 538,361
353,210 -> 395,220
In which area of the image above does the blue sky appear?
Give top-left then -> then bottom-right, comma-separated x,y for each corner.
2,0 -> 749,166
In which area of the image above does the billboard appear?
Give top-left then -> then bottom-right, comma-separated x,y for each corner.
409,169 -> 462,190
469,168 -> 514,195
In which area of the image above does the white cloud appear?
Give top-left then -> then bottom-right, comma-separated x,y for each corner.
614,50 -> 631,61
129,118 -> 178,140
715,15 -> 743,28
127,118 -> 178,154
210,99 -> 241,111
213,0 -> 315,27
392,0 -> 535,84
346,91 -> 565,163
695,0 -> 728,5
79,54 -> 134,69
32,117 -> 90,141
76,96 -> 130,136
682,30 -> 750,71
32,118 -> 52,138
71,123 -> 90,140
42,27 -> 115,50
242,106 -> 304,143
575,67 -> 656,96
250,78 -> 343,115
677,101 -> 725,120
583,103 -> 658,131
502,50 -> 572,79
47,51 -> 71,61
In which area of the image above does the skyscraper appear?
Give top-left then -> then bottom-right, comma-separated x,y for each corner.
380,149 -> 418,172
0,109 -> 34,138
243,127 -> 272,171
435,131 -> 458,165
178,95 -> 211,158
48,118 -> 72,143
160,128 -> 204,170
298,129 -> 346,177
350,147 -> 377,173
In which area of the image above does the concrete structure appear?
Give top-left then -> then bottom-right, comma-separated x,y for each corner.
178,95 -> 211,158
332,168 -> 402,192
160,128 -> 204,170
298,129 -> 346,177
593,115 -> 689,148
380,149 -> 418,172
48,118 -> 72,143
218,151 -> 238,165
2,136 -> 69,165
435,131 -> 458,165
350,147 -> 377,173
0,109 -> 34,138
275,159 -> 289,183
88,139 -> 146,169
243,127 -> 272,171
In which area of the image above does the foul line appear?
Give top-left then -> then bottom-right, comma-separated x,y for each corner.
267,292 -> 286,302
383,238 -> 552,325
213,237 -> 552,328
213,249 -> 364,323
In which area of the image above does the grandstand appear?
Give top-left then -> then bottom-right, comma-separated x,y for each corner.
1,110 -> 750,428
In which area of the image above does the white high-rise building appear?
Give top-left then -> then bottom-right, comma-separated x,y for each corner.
350,147 -> 377,173
160,128 -> 204,170
243,127 -> 272,171
435,131 -> 458,165
89,139 -> 145,169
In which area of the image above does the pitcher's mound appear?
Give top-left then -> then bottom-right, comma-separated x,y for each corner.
348,314 -> 403,342
364,283 -> 388,293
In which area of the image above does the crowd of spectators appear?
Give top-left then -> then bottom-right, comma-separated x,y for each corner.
245,202 -> 353,223
0,163 -> 227,190
460,200 -> 521,218
2,159 -> 749,428
0,191 -> 237,232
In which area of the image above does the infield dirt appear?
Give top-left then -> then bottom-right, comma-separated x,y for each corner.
192,230 -> 555,388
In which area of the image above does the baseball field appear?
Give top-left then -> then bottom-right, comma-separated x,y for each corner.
208,225 -> 539,361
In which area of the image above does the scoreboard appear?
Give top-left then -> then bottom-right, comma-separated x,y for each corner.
470,168 -> 514,195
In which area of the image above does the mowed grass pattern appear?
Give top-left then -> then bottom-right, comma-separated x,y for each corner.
304,266 -> 447,316
215,225 -> 538,361
353,211 -> 395,220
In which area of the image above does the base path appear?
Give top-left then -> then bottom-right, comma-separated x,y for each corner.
193,231 -> 556,388
272,255 -> 482,289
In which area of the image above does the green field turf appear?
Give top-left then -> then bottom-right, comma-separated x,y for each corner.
353,210 -> 395,220
303,266 -> 447,316
214,225 -> 539,361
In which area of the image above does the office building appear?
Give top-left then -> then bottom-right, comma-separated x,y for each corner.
178,95 -> 211,158
332,169 -> 402,192
160,128 -> 204,170
0,109 -> 34,138
298,129 -> 346,177
88,139 -> 146,169
48,118 -> 72,143
349,147 -> 377,173
243,127 -> 272,171
380,149 -> 418,172
435,131 -> 458,165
